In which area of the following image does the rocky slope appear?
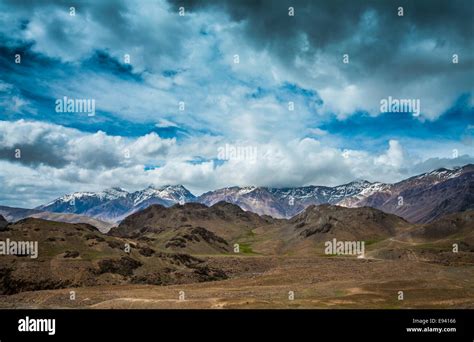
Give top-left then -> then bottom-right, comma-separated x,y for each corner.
110,202 -> 273,241
347,165 -> 474,223
0,218 -> 226,295
0,215 -> 8,231
0,201 -> 472,297
288,204 -> 409,241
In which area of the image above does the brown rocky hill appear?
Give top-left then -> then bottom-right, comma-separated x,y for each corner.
0,202 -> 472,298
111,201 -> 273,241
0,218 -> 226,295
398,210 -> 474,244
0,215 -> 8,231
288,204 -> 409,241
244,204 -> 411,255
367,210 -> 474,265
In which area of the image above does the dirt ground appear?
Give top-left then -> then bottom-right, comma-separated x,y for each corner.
1,255 -> 473,309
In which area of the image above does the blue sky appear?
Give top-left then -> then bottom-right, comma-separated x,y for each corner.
0,0 -> 473,207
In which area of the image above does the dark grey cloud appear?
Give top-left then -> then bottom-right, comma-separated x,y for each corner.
0,144 -> 69,168
169,0 -> 474,116
0,121 -> 175,169
1,0 -> 189,68
170,0 -> 473,60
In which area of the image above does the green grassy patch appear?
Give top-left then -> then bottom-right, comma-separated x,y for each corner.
238,243 -> 257,255
364,239 -> 384,246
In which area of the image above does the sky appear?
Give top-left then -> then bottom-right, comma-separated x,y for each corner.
0,0 -> 473,208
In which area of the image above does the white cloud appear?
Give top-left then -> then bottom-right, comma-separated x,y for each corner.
1,117 -> 470,208
0,120 -> 175,169
155,119 -> 178,128
375,140 -> 404,168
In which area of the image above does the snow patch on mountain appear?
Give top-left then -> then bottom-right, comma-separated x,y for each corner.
42,187 -> 129,207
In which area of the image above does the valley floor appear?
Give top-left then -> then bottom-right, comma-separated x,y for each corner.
1,256 -> 473,309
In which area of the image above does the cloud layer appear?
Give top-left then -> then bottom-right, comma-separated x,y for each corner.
0,0 -> 472,207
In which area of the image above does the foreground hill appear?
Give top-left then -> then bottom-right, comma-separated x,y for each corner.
397,210 -> 474,244
110,201 -> 473,260
0,218 -> 226,295
0,215 -> 7,230
247,204 -> 411,255
110,202 -> 274,254
288,204 -> 409,240
364,210 -> 474,265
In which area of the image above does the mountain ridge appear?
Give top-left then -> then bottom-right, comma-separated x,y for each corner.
32,164 -> 474,224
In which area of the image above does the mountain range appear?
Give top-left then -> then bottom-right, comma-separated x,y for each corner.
0,205 -> 114,233
36,185 -> 196,223
1,191 -> 473,304
31,164 -> 473,225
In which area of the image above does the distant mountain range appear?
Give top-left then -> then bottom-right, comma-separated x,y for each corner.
36,185 -> 195,223
340,165 -> 474,223
198,180 -> 376,219
31,164 -> 473,225
0,205 -> 114,233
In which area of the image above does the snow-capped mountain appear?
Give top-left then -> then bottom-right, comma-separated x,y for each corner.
37,185 -> 196,223
36,164 -> 473,224
37,187 -> 130,215
198,180 -> 376,218
337,182 -> 393,207
132,185 -> 194,207
348,165 -> 474,223
197,165 -> 473,221
198,186 -> 289,218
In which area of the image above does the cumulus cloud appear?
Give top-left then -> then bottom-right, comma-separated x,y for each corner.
0,120 -> 420,207
375,140 -> 404,168
0,120 -> 175,169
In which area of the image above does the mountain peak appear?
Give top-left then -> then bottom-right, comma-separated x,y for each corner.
417,166 -> 465,181
102,187 -> 129,196
349,179 -> 371,185
430,167 -> 450,173
146,184 -> 188,191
